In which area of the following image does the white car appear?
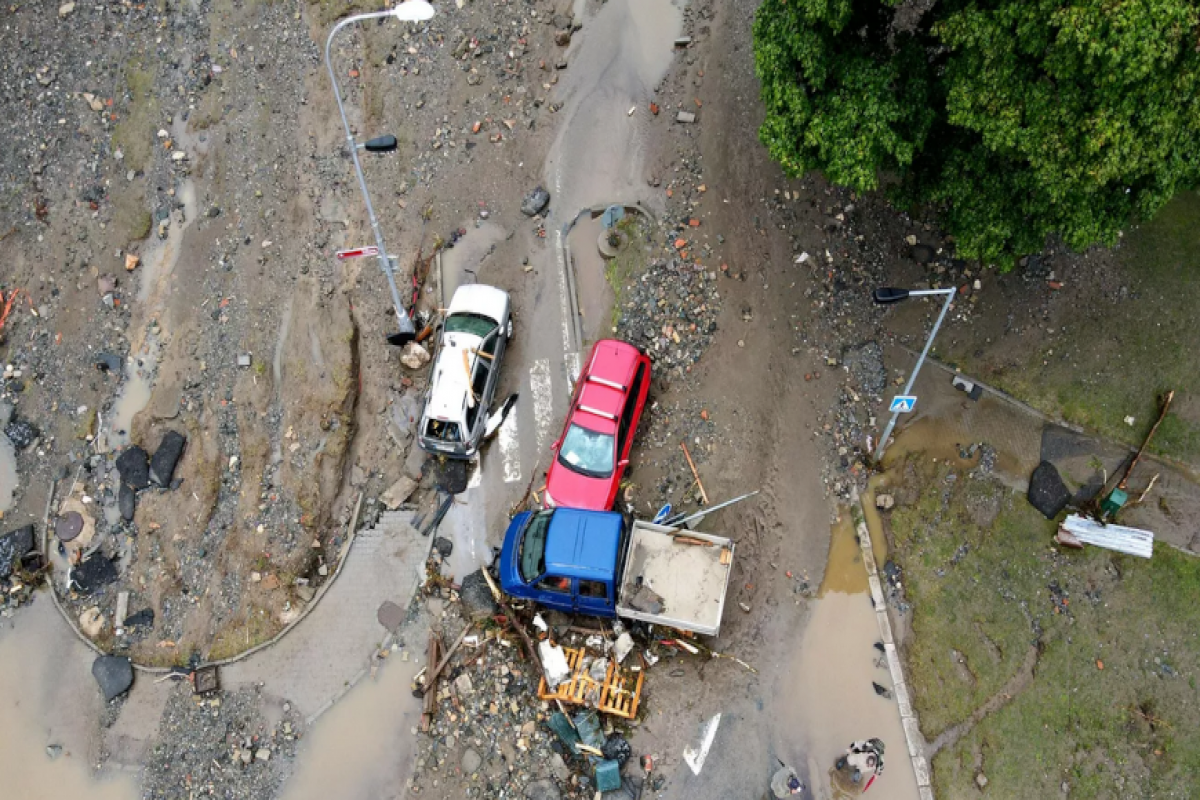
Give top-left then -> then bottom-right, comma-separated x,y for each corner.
417,284 -> 513,459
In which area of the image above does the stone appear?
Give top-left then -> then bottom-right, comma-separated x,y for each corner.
116,446 -> 151,490
73,554 -> 119,594
459,569 -> 498,622
399,342 -> 431,370
124,253 -> 139,271
255,747 -> 271,762
676,111 -> 696,124
976,773 -> 989,789
433,536 -> 453,558
524,779 -> 561,800
380,476 -> 418,510
1028,460 -> 1071,519
454,673 -> 474,695
461,747 -> 482,774
80,607 -> 105,637
377,600 -> 405,631
549,752 -> 571,781
92,655 -> 132,701
875,493 -> 895,510
124,608 -> 154,628
4,419 -> 37,450
0,525 -> 35,578
118,482 -> 136,521
520,186 -> 551,217
295,584 -> 316,603
58,2 -> 75,17
553,29 -> 571,46
403,443 -> 427,481
149,430 -> 186,487
46,744 -> 63,760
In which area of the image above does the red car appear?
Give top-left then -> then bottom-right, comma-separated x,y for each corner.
543,340 -> 652,511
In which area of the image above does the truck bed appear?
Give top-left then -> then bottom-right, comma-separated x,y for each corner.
615,520 -> 734,636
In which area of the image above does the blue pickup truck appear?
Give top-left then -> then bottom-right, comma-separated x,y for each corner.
498,507 -> 736,636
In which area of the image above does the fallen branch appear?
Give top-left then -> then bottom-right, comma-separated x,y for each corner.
680,441 -> 709,505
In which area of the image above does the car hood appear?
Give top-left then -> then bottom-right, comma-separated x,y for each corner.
448,283 -> 509,324
545,458 -> 615,511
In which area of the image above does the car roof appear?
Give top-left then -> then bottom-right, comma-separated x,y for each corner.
543,508 -> 623,580
423,332 -> 483,425
572,340 -> 642,430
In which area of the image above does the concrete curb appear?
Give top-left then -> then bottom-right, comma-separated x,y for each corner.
42,490 -> 368,674
850,489 -> 934,800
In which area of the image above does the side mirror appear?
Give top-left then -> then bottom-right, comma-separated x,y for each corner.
364,135 -> 398,153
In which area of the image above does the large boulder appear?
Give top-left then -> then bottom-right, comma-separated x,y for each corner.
115,446 -> 150,490
520,186 -> 551,217
0,525 -> 35,578
1028,460 -> 1071,519
459,569 -> 498,622
149,430 -> 186,487
92,655 -> 133,701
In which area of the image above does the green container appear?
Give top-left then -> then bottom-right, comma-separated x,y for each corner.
594,759 -> 622,792
1102,488 -> 1128,518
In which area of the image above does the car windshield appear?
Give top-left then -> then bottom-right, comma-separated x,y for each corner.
444,312 -> 496,338
519,510 -> 554,583
558,423 -> 615,478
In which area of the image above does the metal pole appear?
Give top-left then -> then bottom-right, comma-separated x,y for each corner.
325,11 -> 416,344
874,288 -> 956,463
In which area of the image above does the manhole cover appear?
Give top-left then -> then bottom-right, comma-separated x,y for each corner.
56,511 -> 84,542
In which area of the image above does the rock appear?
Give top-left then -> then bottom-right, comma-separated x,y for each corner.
95,353 -> 124,373
461,747 -> 482,774
602,735 -> 632,766
80,607 -> 105,637
521,186 -> 551,217
118,482 -> 136,521
73,553 -> 119,594
676,111 -> 696,123
4,419 -> 37,450
124,253 -> 140,271
0,525 -> 35,578
433,536 -> 453,558
549,752 -> 571,781
124,608 -> 154,628
295,584 -> 315,603
380,476 -> 418,510
255,747 -> 271,762
454,673 -> 474,695
58,2 -> 75,17
459,569 -> 498,622
116,446 -> 151,490
377,600 -> 405,631
149,430 -> 186,487
1028,460 -> 1071,519
46,744 -> 63,760
92,655 -> 133,702
875,493 -> 895,510
525,779 -> 561,800
403,443 -> 427,481
399,342 -> 431,370
553,29 -> 571,46
976,773 -> 989,789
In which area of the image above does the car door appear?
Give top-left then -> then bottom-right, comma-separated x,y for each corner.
576,578 -> 612,616
615,362 -> 648,473
533,573 -> 575,613
467,353 -> 491,443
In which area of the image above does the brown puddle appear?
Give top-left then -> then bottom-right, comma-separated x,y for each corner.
278,639 -> 425,800
818,509 -> 869,596
0,600 -> 139,800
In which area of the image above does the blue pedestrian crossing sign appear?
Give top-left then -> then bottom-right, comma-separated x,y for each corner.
889,395 -> 917,413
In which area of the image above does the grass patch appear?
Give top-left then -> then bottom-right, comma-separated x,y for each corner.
604,216 -> 649,328
948,190 -> 1200,464
110,183 -> 152,243
891,456 -> 1200,797
112,60 -> 159,173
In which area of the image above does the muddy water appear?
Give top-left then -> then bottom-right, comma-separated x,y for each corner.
544,0 -> 682,212
567,214 -> 616,341
779,516 -> 923,799
107,337 -> 160,447
278,644 -> 424,800
0,600 -> 139,800
0,433 -> 16,514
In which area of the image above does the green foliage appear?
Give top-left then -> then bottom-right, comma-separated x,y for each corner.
753,0 -> 1200,266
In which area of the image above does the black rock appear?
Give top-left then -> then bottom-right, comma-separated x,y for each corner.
4,419 -> 37,450
150,430 -> 186,487
72,553 -> 119,594
92,655 -> 133,701
0,525 -> 35,578
94,353 -> 124,373
601,735 -> 632,766
1028,460 -> 1071,519
459,569 -> 499,622
124,608 -> 154,628
520,185 -> 551,217
116,446 -> 151,490
119,481 -> 136,521
433,536 -> 453,558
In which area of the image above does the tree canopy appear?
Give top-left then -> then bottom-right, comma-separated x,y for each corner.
753,0 -> 1200,266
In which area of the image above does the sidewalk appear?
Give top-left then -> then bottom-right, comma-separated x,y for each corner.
881,343 -> 1200,555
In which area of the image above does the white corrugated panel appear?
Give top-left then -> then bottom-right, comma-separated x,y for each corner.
1061,514 -> 1154,558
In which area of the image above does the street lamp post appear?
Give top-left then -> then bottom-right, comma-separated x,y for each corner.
324,1 -> 435,346
872,286 -> 957,463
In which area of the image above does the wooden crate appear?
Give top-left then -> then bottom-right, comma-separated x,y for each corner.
538,646 -> 644,720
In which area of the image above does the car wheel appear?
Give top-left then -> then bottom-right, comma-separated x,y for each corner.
507,317 -> 513,339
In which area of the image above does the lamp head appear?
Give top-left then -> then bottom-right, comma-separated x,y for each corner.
393,0 -> 435,22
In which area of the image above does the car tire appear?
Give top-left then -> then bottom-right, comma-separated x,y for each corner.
507,317 -> 513,339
